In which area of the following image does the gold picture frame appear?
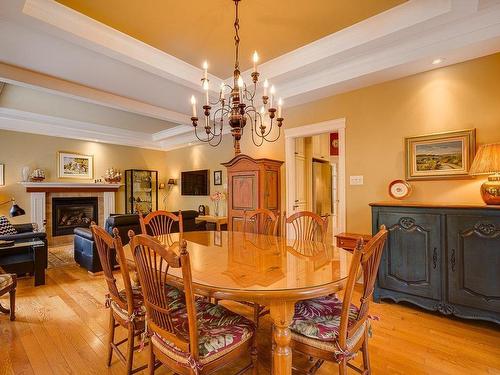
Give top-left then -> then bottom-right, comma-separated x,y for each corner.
405,129 -> 476,180
58,151 -> 94,179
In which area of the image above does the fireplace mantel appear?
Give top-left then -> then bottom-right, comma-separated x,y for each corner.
21,182 -> 120,240
21,182 -> 121,193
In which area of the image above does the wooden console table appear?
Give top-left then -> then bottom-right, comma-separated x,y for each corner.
195,215 -> 227,231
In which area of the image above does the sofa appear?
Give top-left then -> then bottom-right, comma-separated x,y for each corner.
74,211 -> 206,273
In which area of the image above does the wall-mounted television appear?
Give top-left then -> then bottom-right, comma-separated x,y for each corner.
181,169 -> 210,196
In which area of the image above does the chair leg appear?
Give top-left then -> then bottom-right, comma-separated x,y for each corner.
126,326 -> 135,375
251,336 -> 258,375
148,344 -> 155,375
361,330 -> 371,374
9,288 -> 15,321
107,311 -> 116,367
338,359 -> 347,375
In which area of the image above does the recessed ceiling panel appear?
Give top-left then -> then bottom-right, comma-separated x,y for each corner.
55,0 -> 406,77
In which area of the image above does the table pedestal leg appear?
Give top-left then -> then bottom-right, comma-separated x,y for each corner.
270,301 -> 295,375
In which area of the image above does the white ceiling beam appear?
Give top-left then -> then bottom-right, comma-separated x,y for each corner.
0,107 -> 163,150
0,62 -> 190,125
21,0 -> 224,93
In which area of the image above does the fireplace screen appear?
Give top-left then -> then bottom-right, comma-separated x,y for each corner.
52,197 -> 98,236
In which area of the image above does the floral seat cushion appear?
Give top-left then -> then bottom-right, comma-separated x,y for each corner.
111,284 -> 185,322
291,295 -> 360,342
151,300 -> 255,367
0,273 -> 14,290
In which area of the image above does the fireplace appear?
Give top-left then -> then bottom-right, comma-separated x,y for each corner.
52,197 -> 98,237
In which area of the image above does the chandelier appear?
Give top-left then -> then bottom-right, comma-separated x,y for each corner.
190,0 -> 284,155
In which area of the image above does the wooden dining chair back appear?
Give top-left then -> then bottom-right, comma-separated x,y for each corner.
290,225 -> 388,375
128,234 -> 198,359
91,224 -> 133,314
285,211 -> 329,242
337,225 -> 388,353
91,224 -> 147,374
140,210 -> 183,238
243,208 -> 279,236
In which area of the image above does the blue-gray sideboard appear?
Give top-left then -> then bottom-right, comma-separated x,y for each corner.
371,202 -> 500,324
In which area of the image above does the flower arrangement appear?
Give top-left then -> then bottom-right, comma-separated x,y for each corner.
210,191 -> 226,216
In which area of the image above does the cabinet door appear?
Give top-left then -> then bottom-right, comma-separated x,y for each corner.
311,135 -> 321,159
377,212 -> 441,300
320,133 -> 330,160
228,171 -> 258,231
295,138 -> 305,157
447,215 -> 500,313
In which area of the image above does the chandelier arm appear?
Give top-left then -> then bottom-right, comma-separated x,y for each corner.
194,125 -> 215,143
246,107 -> 270,138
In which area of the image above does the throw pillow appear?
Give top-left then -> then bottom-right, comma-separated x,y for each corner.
0,216 -> 17,236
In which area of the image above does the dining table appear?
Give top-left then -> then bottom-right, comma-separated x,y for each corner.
122,230 -> 353,375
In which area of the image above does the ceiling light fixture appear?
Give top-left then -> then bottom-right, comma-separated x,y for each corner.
189,0 -> 284,155
432,58 -> 443,65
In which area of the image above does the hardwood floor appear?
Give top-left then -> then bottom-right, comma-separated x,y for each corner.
1,264 -> 499,375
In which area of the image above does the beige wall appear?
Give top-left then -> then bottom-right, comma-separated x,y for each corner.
164,53 -> 500,233
0,130 -> 166,224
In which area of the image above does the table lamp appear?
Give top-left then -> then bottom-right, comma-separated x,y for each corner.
469,142 -> 500,205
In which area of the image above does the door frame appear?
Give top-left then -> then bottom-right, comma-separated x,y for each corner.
284,118 -> 346,237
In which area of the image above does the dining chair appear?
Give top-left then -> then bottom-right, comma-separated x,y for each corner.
92,224 -> 176,374
243,208 -> 279,236
284,211 -> 329,242
289,225 -> 388,375
128,232 -> 258,375
0,266 -> 16,321
140,210 -> 183,241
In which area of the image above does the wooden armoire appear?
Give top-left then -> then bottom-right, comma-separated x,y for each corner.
222,154 -> 283,231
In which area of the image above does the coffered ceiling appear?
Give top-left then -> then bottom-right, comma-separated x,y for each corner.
1,0 -> 500,151
55,0 -> 407,77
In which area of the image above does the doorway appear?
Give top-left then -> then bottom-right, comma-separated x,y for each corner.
284,119 -> 346,242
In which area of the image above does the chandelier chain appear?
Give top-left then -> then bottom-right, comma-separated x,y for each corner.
233,0 -> 240,71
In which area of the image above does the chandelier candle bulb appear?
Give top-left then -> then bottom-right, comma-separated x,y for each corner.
263,79 -> 269,96
278,98 -> 283,118
191,95 -> 197,117
203,61 -> 208,80
253,51 -> 259,72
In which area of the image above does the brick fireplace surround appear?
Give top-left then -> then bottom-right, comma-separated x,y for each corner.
22,182 -> 120,246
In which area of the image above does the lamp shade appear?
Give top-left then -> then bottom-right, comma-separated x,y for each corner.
167,178 -> 177,185
9,202 -> 25,217
469,143 -> 500,175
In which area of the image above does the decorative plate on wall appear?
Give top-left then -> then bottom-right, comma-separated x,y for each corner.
388,179 -> 412,199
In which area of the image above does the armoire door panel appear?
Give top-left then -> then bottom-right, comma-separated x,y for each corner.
447,215 -> 500,313
265,170 -> 279,210
231,174 -> 257,211
378,212 -> 441,300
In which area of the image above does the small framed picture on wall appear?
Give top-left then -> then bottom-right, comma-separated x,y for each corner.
58,151 -> 94,179
0,164 -> 4,186
214,170 -> 222,185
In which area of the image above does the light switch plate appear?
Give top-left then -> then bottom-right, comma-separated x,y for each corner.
350,175 -> 364,185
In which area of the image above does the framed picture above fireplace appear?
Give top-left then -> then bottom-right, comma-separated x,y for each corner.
58,151 -> 94,179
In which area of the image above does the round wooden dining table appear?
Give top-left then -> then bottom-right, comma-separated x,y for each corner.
122,230 -> 353,375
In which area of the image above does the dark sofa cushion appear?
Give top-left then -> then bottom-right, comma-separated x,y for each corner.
74,227 -> 94,241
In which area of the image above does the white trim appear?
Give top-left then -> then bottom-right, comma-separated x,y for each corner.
21,182 -> 121,189
0,62 -> 190,125
22,0 -> 223,91
284,119 -> 346,239
0,108 -> 165,150
30,192 -> 46,232
103,191 -> 115,221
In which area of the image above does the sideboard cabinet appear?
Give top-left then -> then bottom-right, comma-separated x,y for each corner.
371,202 -> 500,324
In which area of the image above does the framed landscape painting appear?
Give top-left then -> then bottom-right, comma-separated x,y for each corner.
405,129 -> 475,180
58,151 -> 94,179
